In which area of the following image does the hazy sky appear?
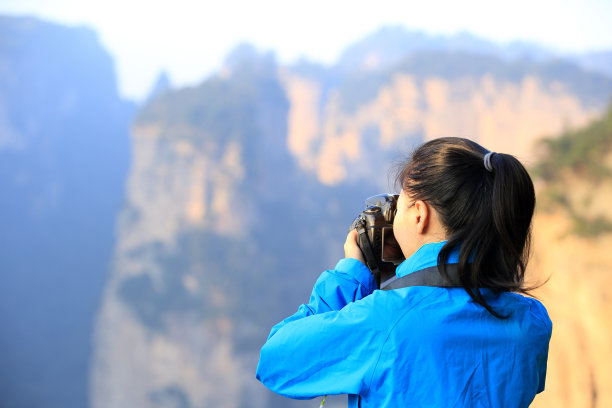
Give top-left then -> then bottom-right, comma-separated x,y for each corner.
1,0 -> 611,101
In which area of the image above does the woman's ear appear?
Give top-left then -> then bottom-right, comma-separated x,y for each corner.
414,200 -> 430,234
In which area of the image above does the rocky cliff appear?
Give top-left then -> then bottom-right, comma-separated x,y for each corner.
90,46 -> 364,408
0,16 -> 132,408
530,211 -> 612,408
284,65 -> 600,186
529,106 -> 612,407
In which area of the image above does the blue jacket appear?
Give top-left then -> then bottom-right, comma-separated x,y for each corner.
256,242 -> 552,407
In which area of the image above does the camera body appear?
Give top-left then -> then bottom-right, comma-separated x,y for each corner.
350,194 -> 405,286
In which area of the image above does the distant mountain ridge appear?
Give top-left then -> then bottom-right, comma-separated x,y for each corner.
331,25 -> 612,79
335,26 -> 549,72
570,50 -> 612,78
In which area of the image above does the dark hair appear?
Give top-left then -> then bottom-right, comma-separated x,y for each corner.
395,137 -> 536,318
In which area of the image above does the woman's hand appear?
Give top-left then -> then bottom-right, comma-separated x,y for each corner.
344,229 -> 365,264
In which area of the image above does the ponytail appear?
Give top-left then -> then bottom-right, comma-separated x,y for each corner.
396,138 -> 536,318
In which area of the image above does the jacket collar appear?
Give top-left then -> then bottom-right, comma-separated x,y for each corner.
396,241 -> 460,278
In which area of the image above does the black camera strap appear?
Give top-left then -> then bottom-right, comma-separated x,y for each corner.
380,264 -> 462,290
356,223 -> 381,277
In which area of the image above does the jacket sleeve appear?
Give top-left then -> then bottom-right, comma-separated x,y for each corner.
532,299 -> 553,394
255,258 -> 381,399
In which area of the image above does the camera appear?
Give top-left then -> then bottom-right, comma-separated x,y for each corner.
350,194 -> 405,286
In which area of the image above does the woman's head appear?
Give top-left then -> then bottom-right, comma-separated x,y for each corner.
395,137 -> 536,317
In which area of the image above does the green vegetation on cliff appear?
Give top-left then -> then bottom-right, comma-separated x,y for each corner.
135,45 -> 284,149
534,101 -> 612,237
535,103 -> 612,182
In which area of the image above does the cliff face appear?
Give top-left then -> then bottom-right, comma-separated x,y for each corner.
90,48 -> 343,408
284,70 -> 598,186
0,16 -> 132,408
529,107 -> 612,407
530,213 -> 612,408
90,39 -> 612,408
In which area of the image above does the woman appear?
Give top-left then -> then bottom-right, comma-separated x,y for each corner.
256,137 -> 552,407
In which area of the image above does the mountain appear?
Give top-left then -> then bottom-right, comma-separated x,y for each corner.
0,16 -> 132,408
145,71 -> 173,102
90,43 -> 372,408
283,50 -> 612,187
